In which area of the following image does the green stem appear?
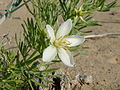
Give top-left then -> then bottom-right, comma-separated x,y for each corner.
73,16 -> 79,27
59,0 -> 66,13
28,80 -> 34,90
23,0 -> 34,16
10,0 -> 31,14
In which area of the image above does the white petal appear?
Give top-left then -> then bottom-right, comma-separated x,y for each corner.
65,35 -> 85,47
42,45 -> 57,62
56,19 -> 72,38
46,25 -> 55,43
0,15 -> 6,24
58,48 -> 75,67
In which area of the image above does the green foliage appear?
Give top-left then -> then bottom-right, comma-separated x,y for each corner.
0,0 -> 119,89
22,18 -> 48,55
58,0 -> 117,33
0,45 -> 59,90
23,0 -> 59,26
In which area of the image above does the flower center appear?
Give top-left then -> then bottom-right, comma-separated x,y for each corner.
75,9 -> 91,16
53,36 -> 71,48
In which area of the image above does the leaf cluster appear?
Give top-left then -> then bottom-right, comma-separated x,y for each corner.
0,0 -> 119,89
0,44 -> 59,90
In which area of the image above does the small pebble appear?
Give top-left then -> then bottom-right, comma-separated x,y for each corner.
80,75 -> 93,84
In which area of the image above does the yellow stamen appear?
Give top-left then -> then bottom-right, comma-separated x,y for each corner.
53,36 -> 71,48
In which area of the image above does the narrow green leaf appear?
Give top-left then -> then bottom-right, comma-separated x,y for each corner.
41,68 -> 60,73
31,79 -> 48,88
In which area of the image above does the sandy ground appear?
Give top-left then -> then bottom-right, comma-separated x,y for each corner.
0,0 -> 120,90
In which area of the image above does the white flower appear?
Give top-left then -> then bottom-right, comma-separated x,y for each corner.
42,19 -> 85,67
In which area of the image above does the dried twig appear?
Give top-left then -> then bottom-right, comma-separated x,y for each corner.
0,33 -> 11,46
84,32 -> 120,39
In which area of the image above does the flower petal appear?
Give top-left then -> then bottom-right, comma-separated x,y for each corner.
0,14 -> 6,24
58,48 -> 75,67
42,45 -> 57,62
56,19 -> 72,38
65,35 -> 85,47
46,25 -> 55,43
